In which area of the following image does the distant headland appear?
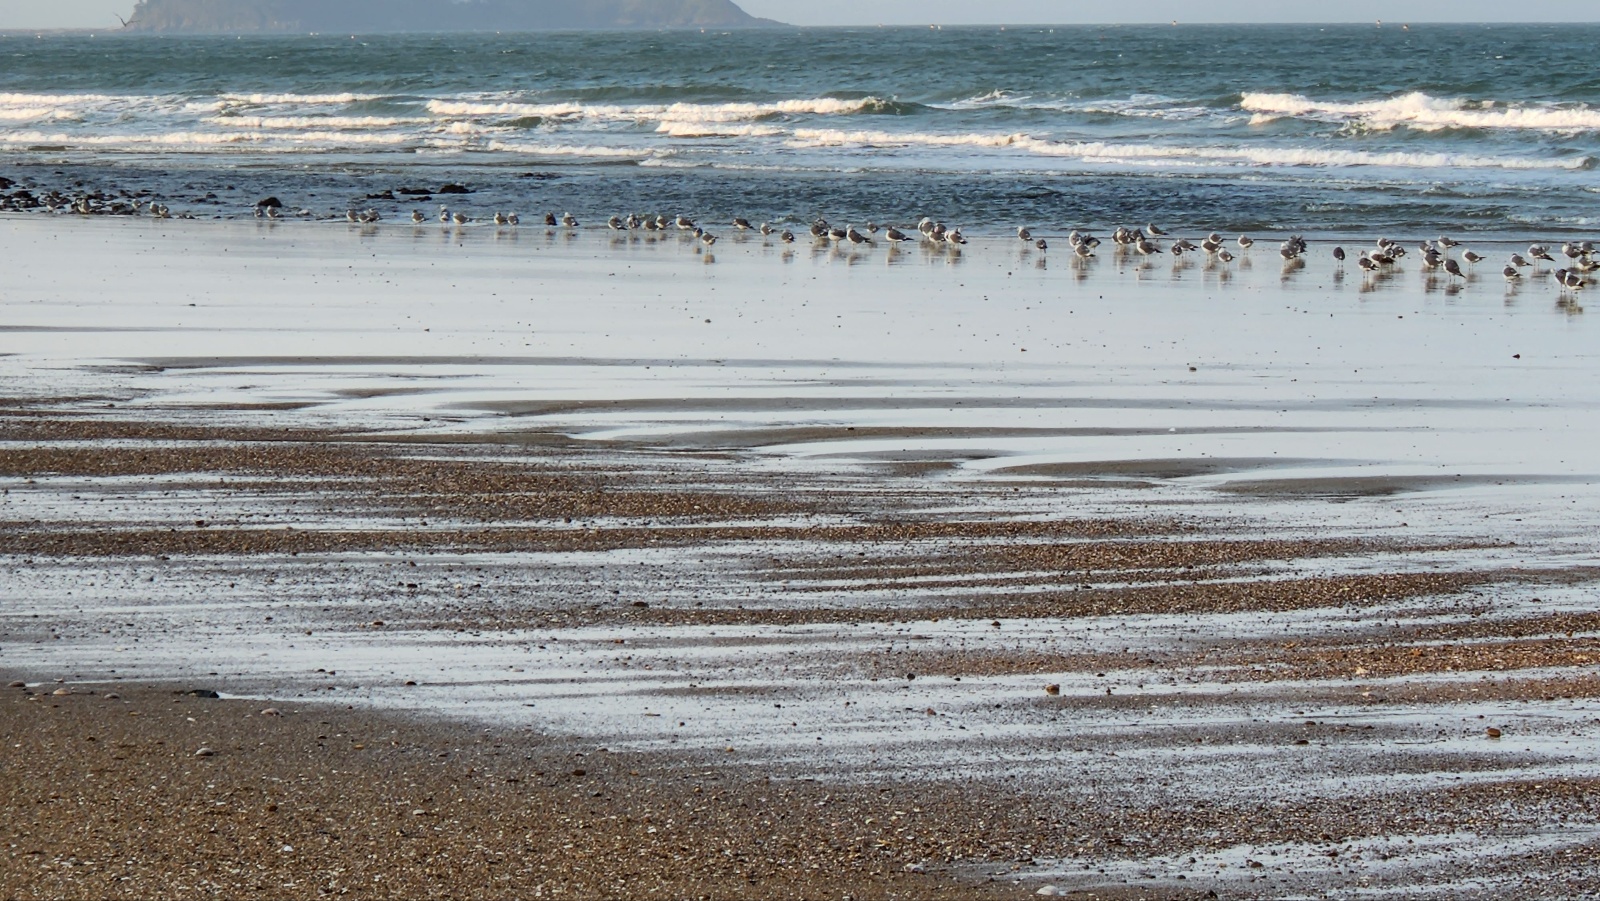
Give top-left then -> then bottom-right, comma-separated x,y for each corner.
120,0 -> 783,33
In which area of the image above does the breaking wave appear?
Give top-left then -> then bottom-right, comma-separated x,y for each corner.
1241,91 -> 1600,132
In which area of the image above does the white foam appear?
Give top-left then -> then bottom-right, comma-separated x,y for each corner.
0,130 -> 413,149
1241,91 -> 1600,132
784,127 -> 1590,171
205,115 -> 426,129
478,141 -> 652,158
218,92 -> 383,106
0,106 -> 65,121
424,96 -> 885,124
655,121 -> 785,138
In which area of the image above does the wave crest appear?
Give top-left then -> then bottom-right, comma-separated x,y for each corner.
1241,91 -> 1600,132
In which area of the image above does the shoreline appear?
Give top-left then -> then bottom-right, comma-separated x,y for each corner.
3,214 -> 1600,897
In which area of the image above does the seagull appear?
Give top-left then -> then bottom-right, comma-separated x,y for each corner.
1237,235 -> 1254,250
946,229 -> 967,246
1462,250 -> 1484,265
759,222 -> 774,236
1217,249 -> 1235,263
1017,226 -> 1033,242
346,209 -> 360,223
1503,264 -> 1521,280
507,213 -> 519,226
700,231 -> 718,246
1509,253 -> 1530,268
1147,222 -> 1168,237
1074,240 -> 1094,259
676,215 -> 696,230
627,213 -> 642,229
780,230 -> 795,243
411,210 -> 425,224
1443,258 -> 1465,279
439,207 -> 452,223
885,226 -> 911,243
1530,245 -> 1555,263
561,212 -> 579,228
452,212 -> 468,226
846,225 -> 871,246
1036,238 -> 1048,252
1438,236 -> 1460,249
1358,253 -> 1380,274
544,213 -> 558,227
493,212 -> 509,226
607,215 -> 624,230
1333,247 -> 1346,263
733,217 -> 753,231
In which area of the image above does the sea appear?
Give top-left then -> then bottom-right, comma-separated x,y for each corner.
1,24 -> 1597,234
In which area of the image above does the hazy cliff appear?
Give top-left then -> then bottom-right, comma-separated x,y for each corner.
123,0 -> 781,33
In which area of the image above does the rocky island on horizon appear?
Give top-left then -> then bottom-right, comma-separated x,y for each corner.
120,0 -> 782,33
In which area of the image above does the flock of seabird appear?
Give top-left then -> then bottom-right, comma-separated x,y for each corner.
393,206 -> 1593,293
8,182 -> 1595,293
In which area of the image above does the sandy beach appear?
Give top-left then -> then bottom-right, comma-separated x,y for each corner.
4,215 -> 1600,898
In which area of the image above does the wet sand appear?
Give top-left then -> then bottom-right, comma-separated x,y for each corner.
4,217 -> 1600,898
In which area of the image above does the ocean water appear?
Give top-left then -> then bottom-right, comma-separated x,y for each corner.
1,24 -> 1597,234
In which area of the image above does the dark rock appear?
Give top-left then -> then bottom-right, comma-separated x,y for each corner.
397,187 -> 433,196
184,689 -> 221,698
437,183 -> 471,194
365,190 -> 396,200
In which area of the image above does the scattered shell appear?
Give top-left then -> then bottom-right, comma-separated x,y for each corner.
51,687 -> 72,696
1036,887 -> 1060,897
194,747 -> 216,757
103,692 -> 120,700
1044,684 -> 1061,695
259,708 -> 281,716
7,680 -> 25,688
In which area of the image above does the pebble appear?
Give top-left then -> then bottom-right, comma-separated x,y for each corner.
1036,886 -> 1060,897
195,747 -> 216,757
1044,684 -> 1061,695
260,708 -> 281,716
52,687 -> 73,696
8,680 -> 26,688
1487,727 -> 1504,739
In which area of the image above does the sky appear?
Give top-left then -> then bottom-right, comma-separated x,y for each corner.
3,0 -> 1596,29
